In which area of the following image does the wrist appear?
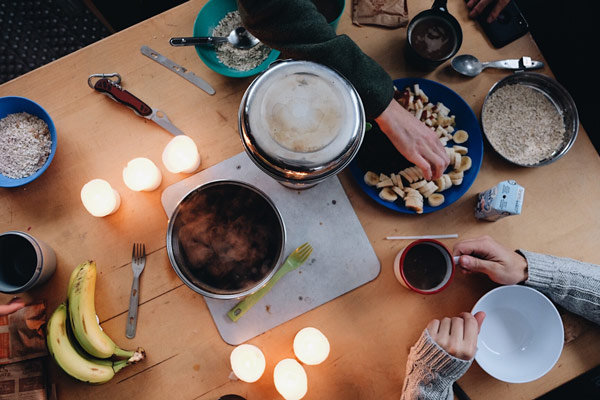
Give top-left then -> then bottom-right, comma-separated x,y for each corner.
514,250 -> 529,282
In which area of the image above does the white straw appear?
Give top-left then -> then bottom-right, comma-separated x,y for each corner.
385,234 -> 458,240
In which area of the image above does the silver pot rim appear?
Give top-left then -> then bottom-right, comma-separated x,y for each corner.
238,60 -> 365,186
166,179 -> 287,299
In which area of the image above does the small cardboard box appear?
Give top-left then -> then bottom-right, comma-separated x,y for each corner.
475,180 -> 524,221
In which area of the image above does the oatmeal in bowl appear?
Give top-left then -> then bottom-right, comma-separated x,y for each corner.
481,72 -> 578,167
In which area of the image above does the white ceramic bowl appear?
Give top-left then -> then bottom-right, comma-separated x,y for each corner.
472,285 -> 564,383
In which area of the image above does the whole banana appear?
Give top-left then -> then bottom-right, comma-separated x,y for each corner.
47,303 -> 136,384
68,261 -> 139,359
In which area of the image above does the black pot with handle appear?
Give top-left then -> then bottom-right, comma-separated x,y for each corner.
405,0 -> 463,70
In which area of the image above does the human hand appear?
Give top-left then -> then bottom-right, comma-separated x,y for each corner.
374,99 -> 450,181
466,0 -> 510,23
427,311 -> 485,360
453,235 -> 528,285
0,297 -> 25,316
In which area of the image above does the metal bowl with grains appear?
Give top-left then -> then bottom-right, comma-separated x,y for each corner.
481,72 -> 578,167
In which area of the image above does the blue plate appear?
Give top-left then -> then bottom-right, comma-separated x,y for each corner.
193,0 -> 280,78
349,78 -> 483,214
0,96 -> 57,188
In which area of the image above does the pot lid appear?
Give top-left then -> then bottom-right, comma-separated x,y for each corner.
239,60 -> 364,182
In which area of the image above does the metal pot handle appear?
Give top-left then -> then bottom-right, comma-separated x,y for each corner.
432,0 -> 449,13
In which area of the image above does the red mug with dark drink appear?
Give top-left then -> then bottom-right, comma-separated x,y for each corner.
393,239 -> 454,294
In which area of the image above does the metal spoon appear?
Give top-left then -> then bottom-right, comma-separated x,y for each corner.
169,27 -> 260,49
451,54 -> 544,77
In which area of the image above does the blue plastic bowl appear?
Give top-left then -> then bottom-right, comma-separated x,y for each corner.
193,0 -> 280,78
0,96 -> 57,187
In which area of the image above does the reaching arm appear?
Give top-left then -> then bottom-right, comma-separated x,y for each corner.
521,250 -> 600,325
454,236 -> 600,325
237,0 -> 393,119
402,312 -> 485,400
237,0 -> 450,180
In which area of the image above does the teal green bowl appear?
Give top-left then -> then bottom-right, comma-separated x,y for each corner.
193,0 -> 280,78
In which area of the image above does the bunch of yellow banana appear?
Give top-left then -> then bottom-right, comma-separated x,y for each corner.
47,261 -> 146,384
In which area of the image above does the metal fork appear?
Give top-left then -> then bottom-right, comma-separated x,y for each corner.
126,243 -> 146,338
227,242 -> 313,322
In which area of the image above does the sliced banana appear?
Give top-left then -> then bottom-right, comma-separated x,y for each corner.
405,196 -> 423,214
434,177 -> 445,191
435,126 -> 448,137
404,168 -> 419,183
428,193 -> 445,207
436,174 -> 452,192
378,187 -> 398,202
410,180 -> 427,189
457,156 -> 472,172
390,173 -> 399,187
364,171 -> 379,186
421,188 -> 436,199
453,152 -> 462,169
399,169 -> 416,183
453,129 -> 469,144
451,177 -> 463,185
376,178 -> 394,188
453,145 -> 468,155
448,170 -> 464,180
392,186 -> 405,199
403,187 -> 420,196
418,181 -> 438,197
394,173 -> 404,189
443,174 -> 452,190
410,166 -> 425,180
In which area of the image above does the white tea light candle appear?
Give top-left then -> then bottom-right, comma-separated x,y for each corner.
273,358 -> 308,400
293,327 -> 330,365
80,179 -> 121,217
162,135 -> 201,173
122,157 -> 162,191
229,344 -> 266,383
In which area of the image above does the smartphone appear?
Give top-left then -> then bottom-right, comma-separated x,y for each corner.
474,0 -> 529,48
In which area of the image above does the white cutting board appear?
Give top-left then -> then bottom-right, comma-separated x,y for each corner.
161,152 -> 380,345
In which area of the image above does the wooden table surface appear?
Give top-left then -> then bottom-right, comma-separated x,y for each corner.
1,0 -> 599,399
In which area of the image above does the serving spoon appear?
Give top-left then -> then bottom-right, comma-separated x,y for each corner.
451,54 -> 544,77
169,27 -> 260,49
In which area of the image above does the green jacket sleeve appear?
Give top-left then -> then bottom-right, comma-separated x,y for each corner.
237,0 -> 394,119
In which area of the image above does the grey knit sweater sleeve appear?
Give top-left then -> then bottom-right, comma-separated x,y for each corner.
520,250 -> 600,325
401,329 -> 472,400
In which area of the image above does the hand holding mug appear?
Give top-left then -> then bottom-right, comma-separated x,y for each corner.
453,235 -> 528,285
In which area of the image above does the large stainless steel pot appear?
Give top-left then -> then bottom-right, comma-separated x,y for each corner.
166,180 -> 286,299
238,60 -> 365,189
